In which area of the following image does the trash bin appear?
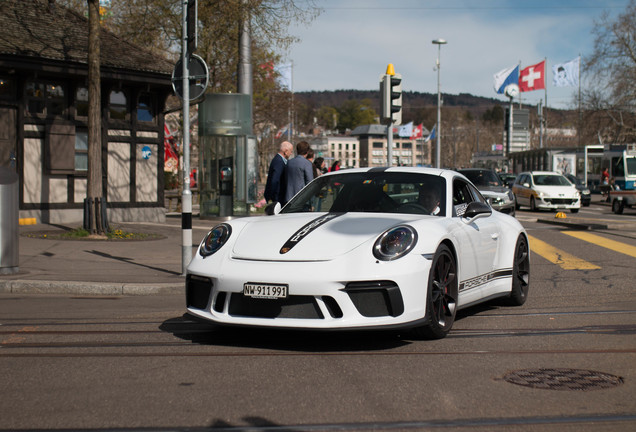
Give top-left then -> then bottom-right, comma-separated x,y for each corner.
0,167 -> 19,274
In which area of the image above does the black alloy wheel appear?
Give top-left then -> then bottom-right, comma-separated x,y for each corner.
412,244 -> 458,340
504,235 -> 530,306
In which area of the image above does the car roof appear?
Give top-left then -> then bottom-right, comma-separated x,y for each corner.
521,171 -> 563,176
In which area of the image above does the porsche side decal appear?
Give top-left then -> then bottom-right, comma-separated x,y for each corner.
280,213 -> 344,254
459,268 -> 513,292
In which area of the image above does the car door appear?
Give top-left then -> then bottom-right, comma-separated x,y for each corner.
451,178 -> 500,305
513,174 -> 530,206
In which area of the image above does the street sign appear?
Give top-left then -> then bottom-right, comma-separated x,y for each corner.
172,54 -> 209,101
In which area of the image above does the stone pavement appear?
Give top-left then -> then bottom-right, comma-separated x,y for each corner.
0,216 -> 225,296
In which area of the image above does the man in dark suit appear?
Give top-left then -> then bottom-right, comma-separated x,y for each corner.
264,141 -> 293,205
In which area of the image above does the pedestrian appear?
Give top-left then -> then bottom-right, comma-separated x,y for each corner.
285,141 -> 314,203
264,141 -> 293,205
330,160 -> 341,172
601,167 -> 609,185
313,157 -> 325,178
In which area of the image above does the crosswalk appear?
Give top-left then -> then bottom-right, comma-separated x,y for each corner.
526,230 -> 636,270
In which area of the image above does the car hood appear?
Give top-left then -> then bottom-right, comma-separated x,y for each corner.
535,185 -> 578,197
478,186 -> 509,195
231,212 -> 423,261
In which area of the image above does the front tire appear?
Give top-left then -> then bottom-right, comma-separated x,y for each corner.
504,235 -> 530,306
530,196 -> 537,211
412,244 -> 458,340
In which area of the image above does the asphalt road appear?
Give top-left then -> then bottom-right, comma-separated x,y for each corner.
1,203 -> 635,432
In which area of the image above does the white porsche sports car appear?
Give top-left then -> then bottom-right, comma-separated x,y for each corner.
186,167 -> 530,339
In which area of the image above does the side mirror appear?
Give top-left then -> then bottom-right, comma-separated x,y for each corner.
523,182 -> 530,188
265,202 -> 282,215
462,201 -> 492,224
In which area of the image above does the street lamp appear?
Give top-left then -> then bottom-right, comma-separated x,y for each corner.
432,38 -> 447,168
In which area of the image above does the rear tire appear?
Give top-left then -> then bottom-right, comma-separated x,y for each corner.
412,244 -> 458,340
504,235 -> 530,306
612,199 -> 624,214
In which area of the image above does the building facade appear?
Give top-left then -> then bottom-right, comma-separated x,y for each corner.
0,0 -> 174,224
352,125 -> 432,168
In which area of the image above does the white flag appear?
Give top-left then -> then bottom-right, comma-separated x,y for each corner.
552,57 -> 579,87
398,122 -> 413,137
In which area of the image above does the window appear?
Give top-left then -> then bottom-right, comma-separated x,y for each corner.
109,90 -> 129,121
75,131 -> 88,171
75,87 -> 88,118
0,77 -> 16,100
373,142 -> 384,148
137,92 -> 155,123
25,81 -> 68,117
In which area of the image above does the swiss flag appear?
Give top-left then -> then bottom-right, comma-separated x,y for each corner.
410,124 -> 423,139
519,61 -> 545,92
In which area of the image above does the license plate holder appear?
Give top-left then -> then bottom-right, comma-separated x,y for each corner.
243,283 -> 288,299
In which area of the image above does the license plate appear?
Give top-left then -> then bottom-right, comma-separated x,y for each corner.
243,283 -> 288,299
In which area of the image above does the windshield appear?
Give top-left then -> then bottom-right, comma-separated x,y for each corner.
460,170 -> 503,187
626,156 -> 636,176
533,174 -> 571,186
282,171 -> 447,216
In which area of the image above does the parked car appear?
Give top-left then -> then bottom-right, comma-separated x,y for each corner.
512,171 -> 581,213
459,168 -> 516,216
498,172 -> 517,188
186,167 -> 530,340
564,174 -> 591,206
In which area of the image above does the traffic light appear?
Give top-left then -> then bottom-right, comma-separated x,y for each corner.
380,64 -> 402,125
187,0 -> 198,53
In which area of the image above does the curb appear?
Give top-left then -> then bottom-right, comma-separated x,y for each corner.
537,218 -> 609,230
0,280 -> 183,296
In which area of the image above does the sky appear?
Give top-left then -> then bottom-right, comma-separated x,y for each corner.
284,0 -> 629,110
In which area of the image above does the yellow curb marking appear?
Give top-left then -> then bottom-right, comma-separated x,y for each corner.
527,234 -> 601,270
563,231 -> 636,259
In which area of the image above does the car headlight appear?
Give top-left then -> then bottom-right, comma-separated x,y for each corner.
373,225 -> 417,261
199,223 -> 232,257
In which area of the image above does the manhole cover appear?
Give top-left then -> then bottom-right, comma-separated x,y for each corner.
502,368 -> 624,391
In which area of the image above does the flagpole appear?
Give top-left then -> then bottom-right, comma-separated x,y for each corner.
544,57 -> 548,149
578,54 -> 582,148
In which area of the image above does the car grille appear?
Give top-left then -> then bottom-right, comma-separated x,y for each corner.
228,294 -> 326,319
546,198 -> 576,205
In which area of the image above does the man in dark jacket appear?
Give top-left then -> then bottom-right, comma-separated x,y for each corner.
264,141 -> 293,204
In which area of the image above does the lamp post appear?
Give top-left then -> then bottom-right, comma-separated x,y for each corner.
432,38 -> 447,168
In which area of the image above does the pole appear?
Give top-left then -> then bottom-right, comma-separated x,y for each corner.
387,124 -> 393,166
181,0 -> 192,275
435,45 -> 442,168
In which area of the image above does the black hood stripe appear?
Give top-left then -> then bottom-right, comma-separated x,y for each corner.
280,213 -> 344,254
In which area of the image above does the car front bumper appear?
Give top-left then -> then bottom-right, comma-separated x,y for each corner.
185,253 -> 433,330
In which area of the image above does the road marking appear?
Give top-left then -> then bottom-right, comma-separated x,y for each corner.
527,235 -> 601,270
563,231 -> 636,258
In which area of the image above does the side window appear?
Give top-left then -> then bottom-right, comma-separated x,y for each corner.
452,179 -> 475,217
468,184 -> 488,205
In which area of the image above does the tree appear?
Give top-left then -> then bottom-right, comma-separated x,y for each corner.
336,99 -> 377,132
87,0 -> 105,236
583,0 -> 636,143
